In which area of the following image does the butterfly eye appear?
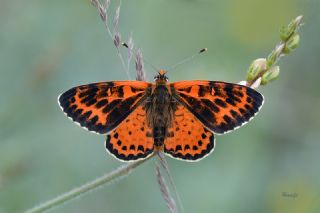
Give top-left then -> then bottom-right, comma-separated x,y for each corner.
153,76 -> 158,81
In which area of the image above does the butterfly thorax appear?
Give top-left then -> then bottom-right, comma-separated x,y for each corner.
144,73 -> 177,148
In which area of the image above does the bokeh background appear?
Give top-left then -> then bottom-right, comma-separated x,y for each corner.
1,0 -> 320,212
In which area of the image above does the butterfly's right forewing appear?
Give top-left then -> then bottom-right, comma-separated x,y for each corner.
171,81 -> 264,134
58,81 -> 151,134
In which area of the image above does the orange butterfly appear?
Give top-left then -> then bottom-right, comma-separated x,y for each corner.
58,70 -> 263,162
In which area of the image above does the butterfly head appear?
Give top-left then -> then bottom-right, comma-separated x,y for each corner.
154,69 -> 169,84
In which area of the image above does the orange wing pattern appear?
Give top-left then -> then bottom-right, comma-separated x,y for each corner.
105,105 -> 154,161
164,104 -> 215,161
171,81 -> 264,134
58,81 -> 151,134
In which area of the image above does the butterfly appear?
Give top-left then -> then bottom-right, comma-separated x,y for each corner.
58,70 -> 264,162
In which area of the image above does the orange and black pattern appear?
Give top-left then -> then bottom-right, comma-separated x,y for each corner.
58,71 -> 264,162
58,81 -> 151,134
171,81 -> 263,134
164,104 -> 215,161
105,105 -> 154,161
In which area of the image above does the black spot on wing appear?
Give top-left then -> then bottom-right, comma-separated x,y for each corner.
178,93 -> 202,109
223,115 -> 233,124
105,135 -> 154,161
73,109 -> 83,119
244,104 -> 251,110
225,98 -> 236,106
64,104 -> 76,115
233,90 -> 244,97
86,98 -> 97,107
114,132 -> 119,139
199,108 -> 215,120
202,99 -> 220,113
138,145 -> 144,152
198,85 -> 208,97
201,133 -> 207,139
90,115 -> 98,125
96,99 -> 108,108
129,145 -> 135,150
79,88 -> 99,98
79,110 -> 92,122
176,145 -> 182,151
164,134 -> 215,161
102,99 -> 122,113
80,93 -> 95,104
214,99 -> 227,108
116,86 -> 124,97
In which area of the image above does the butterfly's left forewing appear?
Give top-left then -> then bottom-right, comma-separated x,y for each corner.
170,81 -> 264,134
58,81 -> 151,134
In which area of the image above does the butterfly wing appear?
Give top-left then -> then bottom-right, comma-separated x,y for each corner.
58,81 -> 151,134
164,104 -> 215,161
105,105 -> 154,161
170,81 -> 264,134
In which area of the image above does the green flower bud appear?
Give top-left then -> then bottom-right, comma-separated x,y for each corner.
246,58 -> 267,81
267,44 -> 284,68
283,33 -> 300,54
280,16 -> 303,42
280,26 -> 291,42
261,66 -> 280,85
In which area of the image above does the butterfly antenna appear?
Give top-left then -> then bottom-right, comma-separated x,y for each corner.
122,42 -> 159,72
168,48 -> 208,71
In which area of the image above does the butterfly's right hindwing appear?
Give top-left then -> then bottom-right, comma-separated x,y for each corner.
58,81 -> 151,134
164,104 -> 215,161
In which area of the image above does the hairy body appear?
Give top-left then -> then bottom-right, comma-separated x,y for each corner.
144,84 -> 178,147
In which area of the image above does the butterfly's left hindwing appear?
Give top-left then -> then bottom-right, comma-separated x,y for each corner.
58,81 -> 151,134
170,81 -> 264,134
105,105 -> 154,161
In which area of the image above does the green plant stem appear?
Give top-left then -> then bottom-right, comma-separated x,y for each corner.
26,156 -> 153,213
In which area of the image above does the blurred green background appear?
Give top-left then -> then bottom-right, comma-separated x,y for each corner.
1,0 -> 320,212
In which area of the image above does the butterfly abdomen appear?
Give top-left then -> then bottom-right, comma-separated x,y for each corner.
144,84 -> 177,147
